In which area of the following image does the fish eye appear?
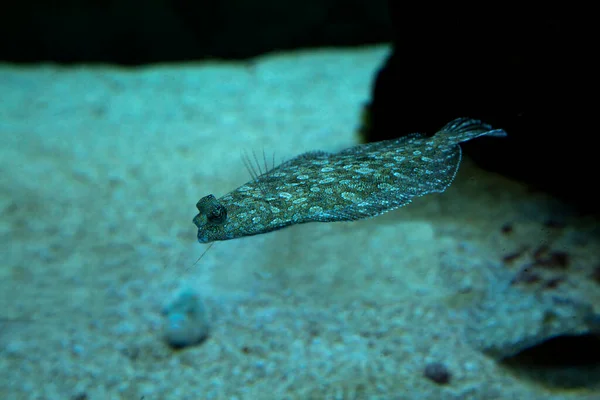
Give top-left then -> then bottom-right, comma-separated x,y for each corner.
207,203 -> 227,224
196,194 -> 227,225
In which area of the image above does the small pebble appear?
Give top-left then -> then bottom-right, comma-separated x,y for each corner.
500,223 -> 513,234
162,290 -> 209,349
424,362 -> 452,385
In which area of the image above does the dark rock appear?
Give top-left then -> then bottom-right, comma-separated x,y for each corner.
423,362 -> 452,385
365,3 -> 598,210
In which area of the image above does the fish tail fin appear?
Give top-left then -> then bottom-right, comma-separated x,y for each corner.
438,118 -> 507,144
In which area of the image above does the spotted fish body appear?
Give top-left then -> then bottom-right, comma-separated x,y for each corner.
193,118 -> 506,243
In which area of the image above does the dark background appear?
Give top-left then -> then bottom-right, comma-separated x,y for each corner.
1,0 -> 391,63
2,1 -> 596,210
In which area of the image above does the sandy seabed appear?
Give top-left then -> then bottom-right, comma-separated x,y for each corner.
1,45 -> 599,399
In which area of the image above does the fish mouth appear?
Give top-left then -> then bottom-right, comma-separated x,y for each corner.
193,214 -> 210,243
196,230 -> 210,243
192,214 -> 202,228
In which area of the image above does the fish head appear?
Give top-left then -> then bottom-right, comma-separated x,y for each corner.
193,194 -> 230,243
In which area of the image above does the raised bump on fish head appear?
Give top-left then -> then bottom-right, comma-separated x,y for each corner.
193,194 -> 228,243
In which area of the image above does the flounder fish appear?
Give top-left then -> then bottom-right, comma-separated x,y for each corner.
193,118 -> 506,243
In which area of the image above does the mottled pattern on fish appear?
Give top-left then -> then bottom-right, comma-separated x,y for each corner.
193,118 -> 506,243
